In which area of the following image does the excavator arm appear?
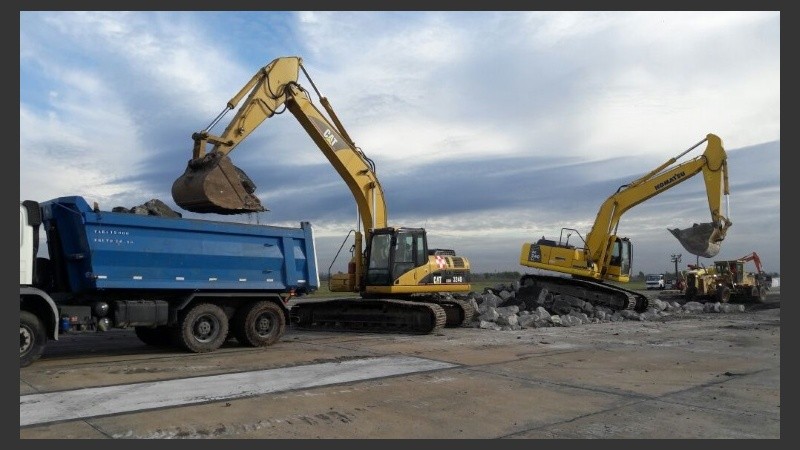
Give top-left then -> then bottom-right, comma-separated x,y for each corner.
584,133 -> 732,267
738,252 -> 764,274
172,56 -> 388,236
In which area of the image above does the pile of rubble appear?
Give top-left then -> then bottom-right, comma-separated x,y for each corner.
112,199 -> 183,218
452,282 -> 746,331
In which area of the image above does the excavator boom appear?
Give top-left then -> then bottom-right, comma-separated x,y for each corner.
586,134 -> 731,261
738,252 -> 764,274
171,57 -> 387,233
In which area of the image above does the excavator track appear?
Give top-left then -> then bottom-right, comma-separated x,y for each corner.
290,298 -> 447,334
409,296 -> 476,327
517,274 -> 649,313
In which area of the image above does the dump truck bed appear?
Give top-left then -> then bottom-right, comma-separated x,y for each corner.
39,196 -> 319,294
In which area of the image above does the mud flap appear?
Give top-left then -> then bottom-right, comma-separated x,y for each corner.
668,222 -> 723,258
171,151 -> 266,214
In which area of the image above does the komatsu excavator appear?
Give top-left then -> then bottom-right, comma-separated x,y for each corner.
171,56 -> 473,333
517,134 -> 732,312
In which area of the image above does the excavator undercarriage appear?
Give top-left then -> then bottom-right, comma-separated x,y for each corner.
290,294 -> 475,334
516,274 -> 650,313
290,299 -> 448,334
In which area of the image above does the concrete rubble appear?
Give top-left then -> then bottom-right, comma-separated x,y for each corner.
112,199 -> 183,218
449,283 -> 747,331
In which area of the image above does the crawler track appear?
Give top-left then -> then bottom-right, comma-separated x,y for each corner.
517,274 -> 649,312
410,296 -> 476,327
290,298 -> 447,334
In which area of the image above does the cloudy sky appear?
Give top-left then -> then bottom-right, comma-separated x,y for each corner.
20,11 -> 780,276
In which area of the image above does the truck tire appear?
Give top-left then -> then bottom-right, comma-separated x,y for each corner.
232,301 -> 285,347
756,286 -> 768,303
135,326 -> 172,347
176,303 -> 229,353
716,286 -> 731,304
20,311 -> 46,368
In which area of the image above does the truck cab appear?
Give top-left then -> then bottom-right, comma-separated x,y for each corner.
645,274 -> 665,290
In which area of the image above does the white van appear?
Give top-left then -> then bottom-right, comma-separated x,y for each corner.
645,274 -> 665,290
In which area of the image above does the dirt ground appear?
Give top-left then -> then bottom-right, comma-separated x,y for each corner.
19,288 -> 780,439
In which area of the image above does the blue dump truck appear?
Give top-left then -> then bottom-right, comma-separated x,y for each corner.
19,196 -> 319,367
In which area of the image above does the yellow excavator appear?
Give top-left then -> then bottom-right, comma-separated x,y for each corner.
517,133 -> 732,312
171,56 -> 473,333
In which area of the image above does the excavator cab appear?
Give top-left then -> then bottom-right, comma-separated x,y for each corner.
607,236 -> 633,280
363,228 -> 428,287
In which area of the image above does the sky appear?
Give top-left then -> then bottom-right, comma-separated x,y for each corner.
19,11 -> 781,276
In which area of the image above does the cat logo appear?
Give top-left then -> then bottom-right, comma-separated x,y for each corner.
323,129 -> 338,147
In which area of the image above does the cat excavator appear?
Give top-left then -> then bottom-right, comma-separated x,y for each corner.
171,56 -> 473,333
517,133 -> 732,313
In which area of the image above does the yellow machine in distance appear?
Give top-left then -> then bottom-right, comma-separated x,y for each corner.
518,134 -> 732,312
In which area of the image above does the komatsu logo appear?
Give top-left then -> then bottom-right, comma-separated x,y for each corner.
655,171 -> 685,190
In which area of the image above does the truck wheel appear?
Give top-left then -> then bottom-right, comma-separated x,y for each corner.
176,303 -> 229,353
135,326 -> 172,347
716,286 -> 731,303
756,286 -> 768,303
233,301 -> 285,347
20,311 -> 46,368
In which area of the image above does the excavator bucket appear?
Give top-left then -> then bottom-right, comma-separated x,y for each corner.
668,222 -> 724,258
171,152 -> 266,214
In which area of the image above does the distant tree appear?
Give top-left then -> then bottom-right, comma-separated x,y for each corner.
637,271 -> 645,281
474,272 -> 521,281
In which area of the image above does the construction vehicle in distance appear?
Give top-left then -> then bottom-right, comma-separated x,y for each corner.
517,133 -> 732,313
738,251 -> 773,289
20,196 -> 318,367
171,56 -> 473,333
684,252 -> 771,303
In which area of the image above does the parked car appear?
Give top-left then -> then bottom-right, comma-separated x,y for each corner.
645,274 -> 665,290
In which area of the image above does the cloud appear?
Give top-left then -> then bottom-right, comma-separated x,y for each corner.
20,11 -> 780,276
